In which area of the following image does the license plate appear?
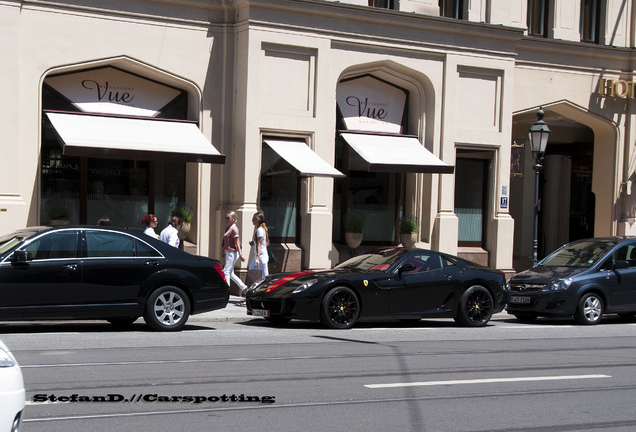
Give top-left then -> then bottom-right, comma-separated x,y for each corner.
509,296 -> 531,304
252,309 -> 270,317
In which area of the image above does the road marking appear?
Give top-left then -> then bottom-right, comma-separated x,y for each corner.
364,374 -> 611,388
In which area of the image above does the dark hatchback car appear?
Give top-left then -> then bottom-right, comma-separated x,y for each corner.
0,226 -> 229,331
246,247 -> 507,329
507,237 -> 636,325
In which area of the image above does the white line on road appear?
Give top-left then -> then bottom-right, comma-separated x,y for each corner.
364,374 -> 611,389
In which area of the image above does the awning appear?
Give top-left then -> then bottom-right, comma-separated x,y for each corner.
339,132 -> 454,174
263,139 -> 344,177
45,112 -> 226,164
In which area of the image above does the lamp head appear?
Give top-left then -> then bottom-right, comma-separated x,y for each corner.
528,107 -> 551,160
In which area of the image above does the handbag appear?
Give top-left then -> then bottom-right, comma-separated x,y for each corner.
246,269 -> 263,287
267,248 -> 276,263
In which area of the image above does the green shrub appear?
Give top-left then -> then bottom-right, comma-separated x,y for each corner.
45,198 -> 72,220
344,211 -> 365,233
399,214 -> 419,234
171,202 -> 194,223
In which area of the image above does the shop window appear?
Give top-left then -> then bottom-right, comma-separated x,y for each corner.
439,0 -> 464,19
580,0 -> 601,43
332,137 -> 404,244
454,151 -> 492,247
40,83 -> 186,228
527,0 -> 549,37
260,144 -> 298,243
368,0 -> 396,9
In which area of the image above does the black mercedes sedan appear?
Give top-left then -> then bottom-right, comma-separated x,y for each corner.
0,226 -> 229,331
507,237 -> 636,325
246,247 -> 507,329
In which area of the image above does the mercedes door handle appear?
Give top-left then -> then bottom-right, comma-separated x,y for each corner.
62,264 -> 78,271
145,261 -> 160,266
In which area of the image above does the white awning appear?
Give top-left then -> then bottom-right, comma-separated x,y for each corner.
263,139 -> 344,177
45,112 -> 225,164
340,132 -> 454,174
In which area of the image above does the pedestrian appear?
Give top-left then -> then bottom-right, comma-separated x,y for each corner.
160,216 -> 181,248
141,214 -> 159,239
97,216 -> 111,226
222,211 -> 247,302
248,212 -> 270,279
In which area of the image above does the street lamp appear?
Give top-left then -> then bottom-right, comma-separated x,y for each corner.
528,107 -> 551,267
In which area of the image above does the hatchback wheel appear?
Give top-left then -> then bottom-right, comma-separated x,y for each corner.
320,287 -> 360,329
454,285 -> 493,327
574,293 -> 603,325
143,286 -> 191,331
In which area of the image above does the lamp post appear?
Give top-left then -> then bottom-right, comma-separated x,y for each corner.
528,107 -> 551,267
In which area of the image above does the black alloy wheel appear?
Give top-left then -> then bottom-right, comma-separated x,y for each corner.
320,286 -> 360,329
454,285 -> 493,327
143,286 -> 191,331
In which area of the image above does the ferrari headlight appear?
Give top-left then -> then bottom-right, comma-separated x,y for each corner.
293,279 -> 318,293
547,278 -> 573,291
0,346 -> 16,368
248,277 -> 267,292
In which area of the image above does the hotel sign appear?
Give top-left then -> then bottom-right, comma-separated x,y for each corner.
337,76 -> 407,134
45,67 -> 181,117
598,78 -> 636,99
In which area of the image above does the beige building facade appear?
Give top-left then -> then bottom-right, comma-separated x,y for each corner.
1,0 -> 635,275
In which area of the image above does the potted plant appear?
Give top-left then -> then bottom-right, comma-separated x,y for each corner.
399,214 -> 419,248
344,211 -> 364,250
45,197 -> 72,225
171,202 -> 194,240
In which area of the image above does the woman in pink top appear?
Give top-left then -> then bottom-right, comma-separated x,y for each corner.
222,211 -> 247,300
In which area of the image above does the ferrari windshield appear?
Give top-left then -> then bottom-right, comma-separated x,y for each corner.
335,248 -> 406,271
539,240 -> 617,268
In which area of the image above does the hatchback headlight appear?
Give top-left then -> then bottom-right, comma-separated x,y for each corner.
0,346 -> 17,368
293,279 -> 318,293
548,278 -> 573,291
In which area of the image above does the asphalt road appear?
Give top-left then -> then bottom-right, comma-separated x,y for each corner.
2,314 -> 636,432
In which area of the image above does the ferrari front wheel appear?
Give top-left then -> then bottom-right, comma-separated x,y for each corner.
320,286 -> 360,329
454,285 -> 493,327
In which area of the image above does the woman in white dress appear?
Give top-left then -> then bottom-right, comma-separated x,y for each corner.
248,212 -> 270,278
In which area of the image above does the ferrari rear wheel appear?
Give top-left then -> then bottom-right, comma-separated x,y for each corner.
454,285 -> 493,327
320,286 -> 360,329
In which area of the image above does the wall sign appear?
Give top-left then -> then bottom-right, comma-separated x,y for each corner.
598,78 -> 636,99
45,67 -> 181,117
337,76 -> 407,134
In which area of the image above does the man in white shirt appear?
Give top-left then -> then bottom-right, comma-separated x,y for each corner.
160,216 -> 182,248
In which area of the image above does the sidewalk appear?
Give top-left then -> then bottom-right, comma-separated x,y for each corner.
190,296 -> 511,322
189,295 -> 252,322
